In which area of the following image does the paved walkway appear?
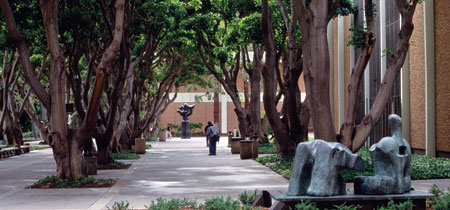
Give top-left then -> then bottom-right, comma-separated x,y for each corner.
0,137 -> 450,210
0,138 -> 288,209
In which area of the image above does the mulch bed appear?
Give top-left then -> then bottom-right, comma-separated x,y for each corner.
29,180 -> 116,189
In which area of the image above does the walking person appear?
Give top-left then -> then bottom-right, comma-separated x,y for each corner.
206,121 -> 219,155
204,123 -> 211,147
166,126 -> 172,140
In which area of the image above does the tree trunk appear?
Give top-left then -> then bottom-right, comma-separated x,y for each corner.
261,0 -> 296,156
302,2 -> 336,142
248,45 -> 263,142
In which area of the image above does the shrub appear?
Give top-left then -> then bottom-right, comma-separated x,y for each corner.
429,185 -> 450,210
294,200 -> 319,210
145,198 -> 197,210
257,147 -> 450,181
146,137 -> 159,142
31,176 -> 115,188
97,161 -> 130,170
258,143 -> 277,154
376,199 -> 414,210
112,149 -> 140,160
255,155 -> 293,178
199,196 -> 240,210
333,202 -> 362,210
238,190 -> 259,205
106,201 -> 133,210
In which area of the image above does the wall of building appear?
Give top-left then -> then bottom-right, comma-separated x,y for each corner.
434,0 -> 450,153
409,4 -> 426,151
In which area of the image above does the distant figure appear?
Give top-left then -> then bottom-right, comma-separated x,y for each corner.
166,126 -> 172,140
204,122 -> 211,147
206,122 -> 220,155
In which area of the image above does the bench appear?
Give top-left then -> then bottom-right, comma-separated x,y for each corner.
0,147 -> 20,158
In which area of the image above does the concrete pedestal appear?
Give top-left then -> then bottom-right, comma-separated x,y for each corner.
231,137 -> 241,154
83,157 -> 97,175
159,131 -> 166,141
252,141 -> 258,159
135,138 -> 146,154
270,191 -> 434,210
181,121 -> 190,139
240,140 -> 253,159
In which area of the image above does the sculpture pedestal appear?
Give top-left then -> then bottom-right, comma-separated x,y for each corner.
181,120 -> 190,139
83,156 -> 97,176
240,140 -> 253,159
231,138 -> 240,154
269,191 -> 434,210
135,138 -> 146,154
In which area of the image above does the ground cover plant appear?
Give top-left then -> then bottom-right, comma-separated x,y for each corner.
106,201 -> 132,210
238,190 -> 259,205
428,185 -> 450,210
97,161 -> 131,170
30,176 -> 115,189
30,146 -> 48,151
258,143 -> 277,154
112,149 -> 140,160
256,148 -> 450,181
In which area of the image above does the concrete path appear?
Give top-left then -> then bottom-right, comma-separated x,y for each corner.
0,138 -> 288,209
1,137 -> 450,210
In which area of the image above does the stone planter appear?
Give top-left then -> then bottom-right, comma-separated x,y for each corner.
83,156 -> 97,175
231,137 -> 241,154
158,131 -> 166,141
252,141 -> 259,159
240,140 -> 253,159
135,138 -> 146,154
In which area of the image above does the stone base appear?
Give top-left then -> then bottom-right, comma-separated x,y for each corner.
271,191 -> 434,210
231,138 -> 240,154
240,140 -> 253,159
135,138 -> 146,154
83,157 -> 97,175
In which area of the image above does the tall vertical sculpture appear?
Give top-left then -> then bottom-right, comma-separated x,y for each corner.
176,104 -> 195,139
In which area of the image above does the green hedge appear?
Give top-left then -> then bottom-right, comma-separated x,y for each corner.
256,147 -> 450,181
112,149 -> 140,160
258,143 -> 277,154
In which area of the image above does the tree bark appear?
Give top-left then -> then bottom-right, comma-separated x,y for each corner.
261,0 -> 295,156
350,0 -> 419,152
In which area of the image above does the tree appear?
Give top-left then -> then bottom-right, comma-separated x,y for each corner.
1,0 -> 125,178
262,0 -> 420,153
187,0 -> 268,140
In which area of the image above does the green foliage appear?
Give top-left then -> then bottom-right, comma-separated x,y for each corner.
190,122 -> 204,132
32,176 -> 114,188
145,197 -> 197,210
255,155 -> 294,178
97,161 -> 129,170
333,202 -> 362,210
238,190 -> 259,205
334,0 -> 358,17
112,150 -> 140,160
146,145 -> 152,149
257,147 -> 450,181
30,146 -> 47,151
429,185 -> 450,210
199,196 -> 240,210
106,201 -> 133,210
376,199 -> 414,210
146,137 -> 159,142
295,200 -> 319,210
348,24 -> 371,49
258,143 -> 277,154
